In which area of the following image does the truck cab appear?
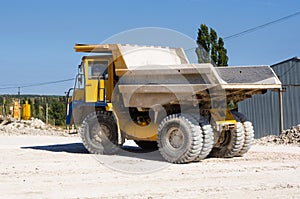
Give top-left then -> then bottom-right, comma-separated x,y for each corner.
66,54 -> 116,128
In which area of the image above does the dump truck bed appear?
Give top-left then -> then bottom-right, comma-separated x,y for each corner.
117,64 -> 281,107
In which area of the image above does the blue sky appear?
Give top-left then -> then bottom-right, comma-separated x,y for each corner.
0,0 -> 299,95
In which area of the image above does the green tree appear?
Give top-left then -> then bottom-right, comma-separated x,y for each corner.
49,100 -> 65,126
217,38 -> 228,66
196,24 -> 228,66
197,24 -> 210,52
4,97 -> 12,116
196,24 -> 210,63
210,28 -> 218,64
34,98 -> 40,118
0,96 -> 4,116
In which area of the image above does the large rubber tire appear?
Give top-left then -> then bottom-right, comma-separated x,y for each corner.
157,114 -> 202,163
232,111 -> 254,156
198,116 -> 214,160
134,140 -> 158,151
80,111 -> 122,155
210,122 -> 245,158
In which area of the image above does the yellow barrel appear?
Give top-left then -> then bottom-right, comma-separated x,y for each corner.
22,101 -> 31,120
13,102 -> 20,119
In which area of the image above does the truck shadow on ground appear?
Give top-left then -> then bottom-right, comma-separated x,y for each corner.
21,143 -> 166,162
21,143 -> 89,154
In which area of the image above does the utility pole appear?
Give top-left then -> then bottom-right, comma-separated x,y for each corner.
278,88 -> 284,134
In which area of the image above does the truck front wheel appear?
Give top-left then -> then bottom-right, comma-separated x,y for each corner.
80,111 -> 122,154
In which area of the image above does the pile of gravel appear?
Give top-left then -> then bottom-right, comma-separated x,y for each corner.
256,125 -> 300,146
0,117 -> 75,136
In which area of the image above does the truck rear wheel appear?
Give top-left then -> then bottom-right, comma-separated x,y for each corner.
210,122 -> 245,158
157,114 -> 202,163
198,116 -> 214,160
134,140 -> 158,151
232,111 -> 254,156
80,111 -> 121,155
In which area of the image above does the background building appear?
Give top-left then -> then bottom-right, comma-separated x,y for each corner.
239,57 -> 300,138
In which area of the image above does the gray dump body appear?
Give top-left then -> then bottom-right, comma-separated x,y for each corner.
118,64 -> 281,108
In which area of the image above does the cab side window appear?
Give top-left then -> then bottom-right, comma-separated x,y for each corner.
88,61 -> 108,79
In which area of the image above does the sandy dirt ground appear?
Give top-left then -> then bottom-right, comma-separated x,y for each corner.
0,135 -> 300,199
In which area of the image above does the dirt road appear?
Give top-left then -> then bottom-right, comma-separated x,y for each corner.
1,135 -> 300,199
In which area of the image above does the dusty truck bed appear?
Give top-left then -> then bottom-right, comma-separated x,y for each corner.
117,64 -> 281,107
1,135 -> 300,198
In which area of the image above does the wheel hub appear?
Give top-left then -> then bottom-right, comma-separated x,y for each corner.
216,130 -> 231,147
91,124 -> 110,143
166,127 -> 184,149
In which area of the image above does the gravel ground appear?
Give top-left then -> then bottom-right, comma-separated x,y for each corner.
0,135 -> 300,199
0,118 -> 75,137
1,119 -> 300,198
255,125 -> 300,146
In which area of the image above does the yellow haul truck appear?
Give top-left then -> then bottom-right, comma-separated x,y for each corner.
66,44 -> 281,163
